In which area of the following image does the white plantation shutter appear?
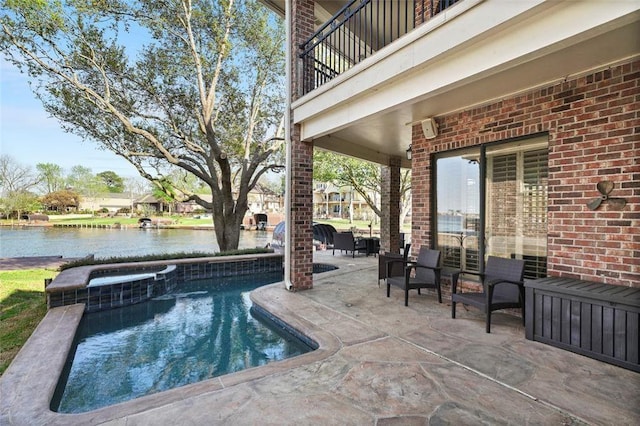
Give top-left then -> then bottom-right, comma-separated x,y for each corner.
487,144 -> 548,279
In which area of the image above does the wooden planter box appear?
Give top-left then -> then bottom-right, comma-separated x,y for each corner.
525,277 -> 640,372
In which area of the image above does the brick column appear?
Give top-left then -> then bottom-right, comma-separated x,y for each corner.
380,157 -> 402,253
289,126 -> 314,290
288,0 -> 315,290
415,0 -> 439,26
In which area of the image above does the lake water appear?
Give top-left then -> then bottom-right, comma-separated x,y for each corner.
0,227 -> 273,259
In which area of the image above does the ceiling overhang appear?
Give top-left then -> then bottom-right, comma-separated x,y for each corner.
285,0 -> 640,167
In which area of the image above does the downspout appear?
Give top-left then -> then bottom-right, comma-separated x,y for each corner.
284,0 -> 293,291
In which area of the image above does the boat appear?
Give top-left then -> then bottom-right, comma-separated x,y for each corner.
138,218 -> 153,229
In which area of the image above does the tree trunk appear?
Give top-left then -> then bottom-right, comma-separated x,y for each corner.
215,218 -> 242,252
211,190 -> 249,252
349,188 -> 354,224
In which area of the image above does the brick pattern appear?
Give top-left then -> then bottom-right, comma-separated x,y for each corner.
289,124 -> 314,290
410,124 -> 433,254
380,158 -> 402,253
415,0 -> 460,26
412,59 -> 640,287
289,0 -> 316,290
292,0 -> 315,100
415,0 -> 436,26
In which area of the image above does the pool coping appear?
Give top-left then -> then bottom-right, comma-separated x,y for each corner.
0,281 -> 340,425
46,253 -> 283,292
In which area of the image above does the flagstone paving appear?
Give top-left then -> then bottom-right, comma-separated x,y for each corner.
1,251 -> 638,425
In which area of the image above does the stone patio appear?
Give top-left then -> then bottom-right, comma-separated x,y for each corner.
1,250 -> 638,425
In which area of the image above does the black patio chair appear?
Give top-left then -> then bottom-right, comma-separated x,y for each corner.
451,256 -> 525,333
332,232 -> 367,257
386,246 -> 441,306
378,243 -> 411,287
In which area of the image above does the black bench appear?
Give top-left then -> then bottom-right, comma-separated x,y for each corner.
525,277 -> 640,372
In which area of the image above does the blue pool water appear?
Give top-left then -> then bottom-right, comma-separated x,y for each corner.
52,272 -> 312,413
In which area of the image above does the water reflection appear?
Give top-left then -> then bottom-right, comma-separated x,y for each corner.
0,227 -> 272,258
53,273 -> 310,413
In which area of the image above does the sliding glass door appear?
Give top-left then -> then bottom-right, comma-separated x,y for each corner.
435,136 -> 548,278
435,148 -> 481,271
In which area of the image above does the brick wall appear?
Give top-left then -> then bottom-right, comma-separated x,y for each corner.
292,0 -> 315,100
289,0 -> 316,290
380,157 -> 402,253
415,0 -> 460,26
412,59 -> 639,287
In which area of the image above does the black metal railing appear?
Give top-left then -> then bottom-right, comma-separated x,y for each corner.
299,0 -> 461,95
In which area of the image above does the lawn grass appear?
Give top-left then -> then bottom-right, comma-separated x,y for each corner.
0,214 -> 215,228
0,268 -> 57,376
48,215 -> 214,227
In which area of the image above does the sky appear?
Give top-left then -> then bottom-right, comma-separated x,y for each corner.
0,58 -> 140,178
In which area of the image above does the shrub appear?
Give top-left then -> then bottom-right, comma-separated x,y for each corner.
59,248 -> 275,271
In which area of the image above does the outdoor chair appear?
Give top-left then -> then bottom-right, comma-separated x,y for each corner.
386,246 -> 441,306
378,243 -> 411,287
332,232 -> 367,257
451,256 -> 525,333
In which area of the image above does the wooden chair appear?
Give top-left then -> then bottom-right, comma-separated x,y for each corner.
386,246 -> 441,306
451,256 -> 525,333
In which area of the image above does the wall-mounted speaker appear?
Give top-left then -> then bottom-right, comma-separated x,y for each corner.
421,118 -> 438,139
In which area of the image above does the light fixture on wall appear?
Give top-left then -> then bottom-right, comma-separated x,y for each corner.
406,145 -> 412,160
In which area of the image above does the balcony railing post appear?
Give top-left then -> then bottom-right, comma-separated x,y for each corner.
299,0 -> 460,94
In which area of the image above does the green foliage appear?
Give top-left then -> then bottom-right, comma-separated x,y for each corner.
314,150 -> 382,190
1,0 -> 286,251
97,171 -> 125,193
313,151 -> 381,218
66,165 -> 107,197
36,163 -> 64,194
41,189 -> 81,211
59,248 -> 275,271
0,190 -> 41,218
313,150 -> 412,222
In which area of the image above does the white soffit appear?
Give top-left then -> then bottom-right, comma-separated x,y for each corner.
293,0 -> 640,142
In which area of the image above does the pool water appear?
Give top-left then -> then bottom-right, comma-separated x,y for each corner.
52,272 -> 312,413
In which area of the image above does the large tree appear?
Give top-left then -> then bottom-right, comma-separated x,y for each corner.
66,165 -> 107,198
314,150 -> 412,226
97,170 -> 125,193
0,190 -> 41,220
36,163 -> 65,194
0,154 -> 38,195
1,0 -> 285,250
41,189 -> 81,212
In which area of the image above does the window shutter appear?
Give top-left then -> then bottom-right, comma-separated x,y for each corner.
522,149 -> 548,278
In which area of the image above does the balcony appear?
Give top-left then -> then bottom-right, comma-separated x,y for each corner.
288,0 -> 639,167
299,0 -> 460,95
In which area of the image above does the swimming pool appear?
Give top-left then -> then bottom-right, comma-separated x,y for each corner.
51,272 -> 313,413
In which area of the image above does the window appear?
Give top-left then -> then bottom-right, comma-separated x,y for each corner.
435,136 -> 548,278
435,148 -> 480,271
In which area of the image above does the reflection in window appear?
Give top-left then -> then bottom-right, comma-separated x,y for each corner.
435,137 -> 548,278
436,149 -> 480,271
